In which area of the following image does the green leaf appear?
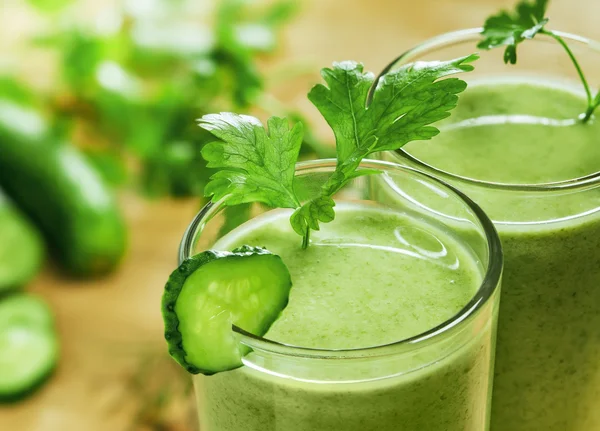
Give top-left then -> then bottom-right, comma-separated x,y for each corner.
199,113 -> 303,209
307,61 -> 376,164
290,196 -> 335,236
200,56 -> 476,247
308,55 -> 477,194
478,0 -> 596,120
368,57 -> 477,150
477,0 -> 549,64
288,56 -> 477,242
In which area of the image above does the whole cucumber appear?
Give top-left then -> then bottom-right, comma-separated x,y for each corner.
0,100 -> 127,276
0,191 -> 44,290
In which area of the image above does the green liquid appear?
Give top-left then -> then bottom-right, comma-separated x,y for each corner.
194,204 -> 496,431
403,80 -> 600,431
406,79 -> 600,184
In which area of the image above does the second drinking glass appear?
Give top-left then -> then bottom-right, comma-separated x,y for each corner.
377,28 -> 600,431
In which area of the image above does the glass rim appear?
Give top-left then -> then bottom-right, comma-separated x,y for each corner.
369,27 -> 600,192
179,158 -> 503,360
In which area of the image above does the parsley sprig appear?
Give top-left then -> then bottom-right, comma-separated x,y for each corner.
199,55 -> 477,248
478,0 -> 600,122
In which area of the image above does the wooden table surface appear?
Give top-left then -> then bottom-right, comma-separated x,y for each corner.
1,0 -> 599,430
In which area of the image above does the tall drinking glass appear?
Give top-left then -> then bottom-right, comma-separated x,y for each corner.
179,159 -> 502,431
377,28 -> 600,431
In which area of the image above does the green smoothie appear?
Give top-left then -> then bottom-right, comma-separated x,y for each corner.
401,80 -> 600,430
193,203 -> 496,431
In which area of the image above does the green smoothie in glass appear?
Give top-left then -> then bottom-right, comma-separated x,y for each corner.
181,161 -> 502,431
379,18 -> 600,431
161,56 -> 503,430
193,199 -> 497,431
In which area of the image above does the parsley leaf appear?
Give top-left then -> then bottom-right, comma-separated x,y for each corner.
200,57 -> 477,248
479,0 -> 599,121
478,0 -> 549,64
289,196 -> 335,240
310,56 -> 477,166
288,55 -> 478,242
199,113 -> 303,208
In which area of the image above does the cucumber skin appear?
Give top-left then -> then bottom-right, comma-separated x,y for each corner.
0,194 -> 44,291
163,249 -> 232,375
0,103 -> 127,277
162,246 -> 281,375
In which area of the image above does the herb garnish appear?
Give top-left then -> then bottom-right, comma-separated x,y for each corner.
199,55 -> 478,248
478,0 -> 600,122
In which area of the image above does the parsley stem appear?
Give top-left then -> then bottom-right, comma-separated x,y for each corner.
301,230 -> 310,250
585,91 -> 600,121
583,105 -> 596,122
543,30 -> 595,122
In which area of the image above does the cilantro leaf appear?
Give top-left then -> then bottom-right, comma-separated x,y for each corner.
478,0 -> 549,64
199,113 -> 302,208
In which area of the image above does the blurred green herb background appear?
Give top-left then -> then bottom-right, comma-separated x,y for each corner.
4,0 -> 330,199
0,0 -> 331,426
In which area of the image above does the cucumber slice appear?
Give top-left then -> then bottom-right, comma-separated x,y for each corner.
0,294 -> 59,401
162,245 -> 292,375
0,196 -> 44,291
0,294 -> 55,330
0,326 -> 58,401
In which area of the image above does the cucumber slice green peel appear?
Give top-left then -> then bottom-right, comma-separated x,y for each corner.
0,294 -> 59,402
162,245 -> 292,375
